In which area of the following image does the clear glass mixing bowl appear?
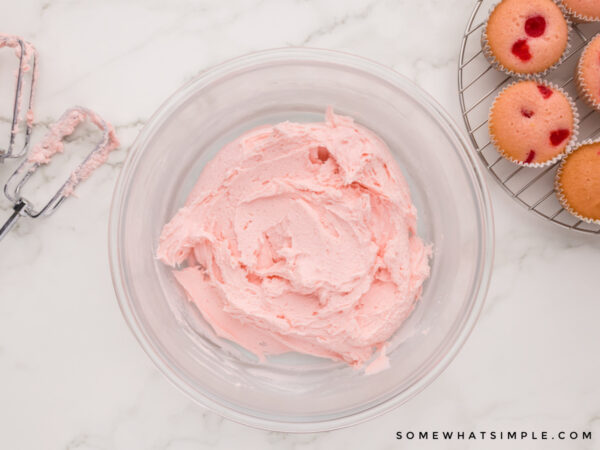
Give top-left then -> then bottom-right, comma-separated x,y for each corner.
109,48 -> 494,432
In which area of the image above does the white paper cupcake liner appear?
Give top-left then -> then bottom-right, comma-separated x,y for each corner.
488,78 -> 580,168
481,0 -> 573,79
557,1 -> 600,23
555,137 -> 600,225
575,35 -> 600,111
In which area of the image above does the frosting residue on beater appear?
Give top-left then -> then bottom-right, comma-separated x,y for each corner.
0,33 -> 38,133
157,108 -> 431,369
27,108 -> 120,197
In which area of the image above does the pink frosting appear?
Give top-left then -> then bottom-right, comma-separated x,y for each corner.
0,33 -> 38,134
158,109 -> 431,367
27,108 -> 120,197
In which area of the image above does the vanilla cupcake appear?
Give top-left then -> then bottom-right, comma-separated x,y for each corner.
483,0 -> 570,77
576,34 -> 600,110
559,0 -> 600,22
555,139 -> 600,223
489,80 -> 578,167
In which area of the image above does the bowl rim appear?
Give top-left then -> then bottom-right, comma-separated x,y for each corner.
108,46 -> 495,432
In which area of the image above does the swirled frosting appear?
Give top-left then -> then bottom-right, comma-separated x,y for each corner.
158,109 -> 431,367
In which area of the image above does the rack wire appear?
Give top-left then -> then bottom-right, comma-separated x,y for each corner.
458,0 -> 600,234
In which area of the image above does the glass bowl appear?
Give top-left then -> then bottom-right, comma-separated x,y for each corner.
109,48 -> 494,432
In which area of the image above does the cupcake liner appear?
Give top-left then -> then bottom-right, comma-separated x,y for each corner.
554,138 -> 600,225
488,78 -> 580,168
557,1 -> 600,23
575,35 -> 600,111
481,0 -> 573,79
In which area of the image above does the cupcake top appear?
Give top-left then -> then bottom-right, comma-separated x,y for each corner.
577,34 -> 600,108
485,0 -> 569,75
556,141 -> 600,222
560,0 -> 600,20
489,80 -> 575,166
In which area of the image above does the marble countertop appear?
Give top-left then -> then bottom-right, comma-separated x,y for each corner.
1,0 -> 599,449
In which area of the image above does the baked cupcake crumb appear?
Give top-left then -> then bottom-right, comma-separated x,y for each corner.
559,0 -> 600,22
555,140 -> 600,223
483,0 -> 570,76
489,80 -> 577,167
576,34 -> 600,110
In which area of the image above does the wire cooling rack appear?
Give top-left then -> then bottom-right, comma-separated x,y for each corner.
458,0 -> 600,234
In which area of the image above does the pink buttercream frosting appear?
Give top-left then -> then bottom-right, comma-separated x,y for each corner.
157,109 -> 431,367
27,107 -> 120,197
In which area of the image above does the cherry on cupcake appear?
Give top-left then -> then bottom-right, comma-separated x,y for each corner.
524,150 -> 536,163
550,129 -> 570,146
525,15 -> 546,37
537,85 -> 553,99
512,39 -> 532,61
521,108 -> 534,118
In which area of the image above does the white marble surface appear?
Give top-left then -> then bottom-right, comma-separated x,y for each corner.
1,0 -> 599,449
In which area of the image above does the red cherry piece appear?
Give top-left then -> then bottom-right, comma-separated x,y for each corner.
521,108 -> 534,118
525,15 -> 546,38
317,146 -> 329,162
524,150 -> 536,164
550,129 -> 570,146
537,85 -> 553,99
512,39 -> 532,61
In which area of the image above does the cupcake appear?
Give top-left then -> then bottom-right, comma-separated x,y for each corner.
576,34 -> 600,110
489,80 -> 578,167
558,0 -> 600,22
555,140 -> 600,223
483,0 -> 570,76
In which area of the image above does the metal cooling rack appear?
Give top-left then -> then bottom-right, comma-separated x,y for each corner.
458,0 -> 600,234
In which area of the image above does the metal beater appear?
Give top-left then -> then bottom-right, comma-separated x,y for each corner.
0,34 -> 38,161
0,107 -> 116,241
